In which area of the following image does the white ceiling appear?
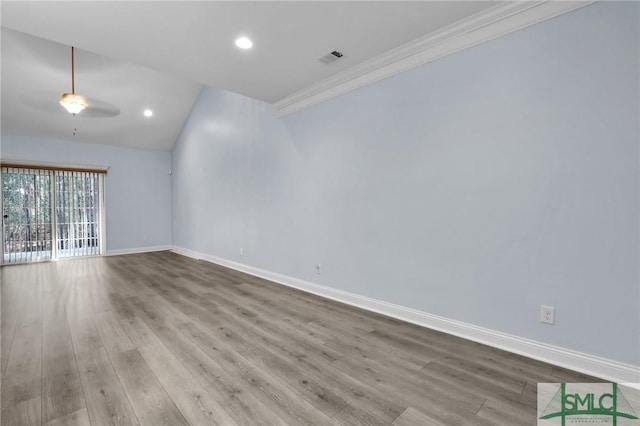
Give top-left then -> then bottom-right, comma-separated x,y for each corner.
1,28 -> 203,151
1,1 -> 499,151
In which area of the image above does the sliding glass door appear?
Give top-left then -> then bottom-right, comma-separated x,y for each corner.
1,166 -> 105,264
1,167 -> 53,263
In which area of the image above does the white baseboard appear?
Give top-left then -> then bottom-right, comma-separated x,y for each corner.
171,246 -> 639,384
106,245 -> 172,256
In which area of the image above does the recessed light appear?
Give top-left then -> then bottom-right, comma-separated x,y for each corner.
144,109 -> 153,117
235,36 -> 253,49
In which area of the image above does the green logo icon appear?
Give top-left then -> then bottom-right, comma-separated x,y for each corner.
540,383 -> 638,425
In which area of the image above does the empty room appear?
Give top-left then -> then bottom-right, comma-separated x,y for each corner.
1,1 -> 639,425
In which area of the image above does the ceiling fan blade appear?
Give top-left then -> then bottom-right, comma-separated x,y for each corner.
81,97 -> 120,118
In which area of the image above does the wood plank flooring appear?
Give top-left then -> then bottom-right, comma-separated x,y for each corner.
1,251 -> 600,425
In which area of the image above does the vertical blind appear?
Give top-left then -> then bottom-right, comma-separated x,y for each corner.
1,166 -> 53,263
55,169 -> 102,258
1,164 -> 106,264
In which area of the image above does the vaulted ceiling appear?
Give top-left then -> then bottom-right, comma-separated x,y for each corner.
1,1 -> 503,151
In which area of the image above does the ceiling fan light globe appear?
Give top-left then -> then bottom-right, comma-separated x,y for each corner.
59,93 -> 88,115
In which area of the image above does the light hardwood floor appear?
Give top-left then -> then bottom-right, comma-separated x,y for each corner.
1,251 -> 599,425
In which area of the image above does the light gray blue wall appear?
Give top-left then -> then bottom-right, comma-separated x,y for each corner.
173,2 -> 639,365
1,135 -> 172,252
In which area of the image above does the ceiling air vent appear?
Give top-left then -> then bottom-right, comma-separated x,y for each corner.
318,50 -> 344,65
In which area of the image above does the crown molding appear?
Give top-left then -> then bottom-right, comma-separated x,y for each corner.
274,1 -> 593,117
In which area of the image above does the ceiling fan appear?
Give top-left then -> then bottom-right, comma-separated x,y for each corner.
21,45 -> 121,118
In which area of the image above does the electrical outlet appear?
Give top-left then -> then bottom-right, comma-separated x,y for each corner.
540,305 -> 555,325
240,247 -> 244,256
316,263 -> 321,274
